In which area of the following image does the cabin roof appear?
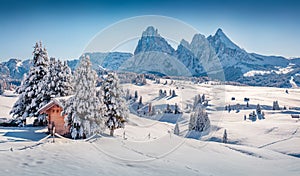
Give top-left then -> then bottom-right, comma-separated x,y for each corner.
38,95 -> 73,114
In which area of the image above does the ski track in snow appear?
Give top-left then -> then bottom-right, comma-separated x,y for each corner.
258,127 -> 299,149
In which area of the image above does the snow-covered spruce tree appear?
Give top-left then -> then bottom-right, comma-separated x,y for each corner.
193,94 -> 202,110
201,94 -> 205,102
223,129 -> 228,143
125,89 -> 131,101
44,58 -> 73,98
10,42 -> 49,123
159,89 -> 163,97
155,78 -> 160,84
149,105 -> 156,116
172,90 -> 176,97
256,104 -> 262,115
174,123 -> 180,135
62,55 -> 104,139
188,105 -> 210,132
174,103 -> 180,114
148,103 -> 152,114
165,104 -> 172,113
134,74 -> 146,85
256,104 -> 265,119
134,90 -> 138,99
62,60 -> 73,95
102,73 -> 128,136
273,101 -> 280,110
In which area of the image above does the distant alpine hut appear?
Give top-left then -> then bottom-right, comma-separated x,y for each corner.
38,96 -> 71,136
291,114 -> 300,119
244,98 -> 250,102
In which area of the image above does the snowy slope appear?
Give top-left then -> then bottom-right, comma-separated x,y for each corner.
0,91 -> 18,121
1,80 -> 300,175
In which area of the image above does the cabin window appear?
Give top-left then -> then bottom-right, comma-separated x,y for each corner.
52,110 -> 55,113
56,110 -> 59,113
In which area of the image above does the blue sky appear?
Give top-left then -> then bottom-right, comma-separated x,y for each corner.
0,0 -> 299,61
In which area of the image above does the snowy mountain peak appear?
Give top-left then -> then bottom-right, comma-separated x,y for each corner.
191,33 -> 206,44
190,33 -> 212,54
179,39 -> 190,50
134,26 -> 175,55
216,28 -> 224,35
209,28 -> 240,50
142,26 -> 160,37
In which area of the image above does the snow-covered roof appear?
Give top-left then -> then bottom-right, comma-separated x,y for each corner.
38,95 -> 73,114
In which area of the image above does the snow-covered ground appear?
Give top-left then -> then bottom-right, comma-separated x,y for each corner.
1,80 -> 300,176
0,90 -> 18,122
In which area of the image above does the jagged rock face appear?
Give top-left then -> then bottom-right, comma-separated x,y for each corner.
176,39 -> 204,76
189,34 -> 221,74
134,26 -> 175,55
119,51 -> 192,77
176,35 -> 221,77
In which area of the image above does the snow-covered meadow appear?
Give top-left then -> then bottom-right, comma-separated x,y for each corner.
1,80 -> 300,176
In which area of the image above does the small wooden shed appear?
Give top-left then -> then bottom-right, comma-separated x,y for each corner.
38,97 -> 71,136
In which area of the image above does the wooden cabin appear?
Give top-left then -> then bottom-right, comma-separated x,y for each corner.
38,98 -> 70,136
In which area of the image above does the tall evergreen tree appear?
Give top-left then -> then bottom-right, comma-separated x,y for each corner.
223,129 -> 228,143
256,104 -> 262,115
189,105 -> 210,132
174,123 -> 180,135
44,58 -> 73,98
174,103 -> 180,114
10,42 -> 49,123
193,94 -> 202,110
172,90 -> 176,97
102,73 -> 128,136
159,89 -> 163,97
62,55 -> 105,139
256,104 -> 265,120
125,89 -> 131,101
134,90 -> 138,99
273,101 -> 280,110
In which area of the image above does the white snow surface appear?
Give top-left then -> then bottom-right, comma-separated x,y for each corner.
0,91 -> 18,121
0,80 -> 300,175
